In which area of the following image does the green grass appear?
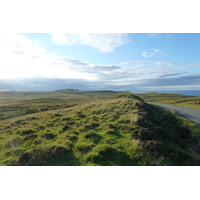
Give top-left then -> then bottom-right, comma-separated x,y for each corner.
0,91 -> 200,166
136,92 -> 200,109
0,89 -> 131,105
0,98 -> 88,120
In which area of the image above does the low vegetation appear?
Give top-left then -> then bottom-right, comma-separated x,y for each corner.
136,92 -> 200,109
0,89 -> 131,105
0,90 -> 200,166
0,98 -> 87,120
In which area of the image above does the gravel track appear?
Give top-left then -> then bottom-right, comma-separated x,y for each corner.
147,102 -> 200,126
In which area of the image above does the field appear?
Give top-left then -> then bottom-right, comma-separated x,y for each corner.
0,89 -> 131,105
0,90 -> 200,166
136,92 -> 200,109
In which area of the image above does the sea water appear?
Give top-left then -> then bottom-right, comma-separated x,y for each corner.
161,90 -> 200,97
134,90 -> 200,97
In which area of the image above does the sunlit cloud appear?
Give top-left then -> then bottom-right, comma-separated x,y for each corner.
152,61 -> 176,66
50,33 -> 130,53
118,60 -> 148,65
142,49 -> 162,58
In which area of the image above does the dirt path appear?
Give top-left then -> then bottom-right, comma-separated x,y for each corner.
147,102 -> 200,126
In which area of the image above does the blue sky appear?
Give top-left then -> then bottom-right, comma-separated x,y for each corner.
0,33 -> 200,93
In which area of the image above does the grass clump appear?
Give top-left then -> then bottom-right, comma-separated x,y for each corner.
4,136 -> 24,149
74,141 -> 95,154
83,144 -> 132,166
83,131 -> 102,144
19,128 -> 36,136
42,133 -> 57,140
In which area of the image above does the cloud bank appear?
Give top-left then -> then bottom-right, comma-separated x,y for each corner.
0,33 -> 199,93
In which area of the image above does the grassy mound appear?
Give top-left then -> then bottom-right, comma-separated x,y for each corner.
0,93 -> 200,166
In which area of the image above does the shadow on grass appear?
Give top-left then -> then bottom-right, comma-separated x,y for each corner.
6,145 -> 80,166
84,146 -> 137,166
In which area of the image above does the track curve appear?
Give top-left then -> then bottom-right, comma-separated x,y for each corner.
147,102 -> 200,126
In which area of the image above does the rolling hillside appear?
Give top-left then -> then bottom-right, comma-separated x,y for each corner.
136,92 -> 200,110
0,91 -> 200,166
0,89 -> 131,105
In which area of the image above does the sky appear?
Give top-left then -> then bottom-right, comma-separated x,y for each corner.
0,33 -> 200,94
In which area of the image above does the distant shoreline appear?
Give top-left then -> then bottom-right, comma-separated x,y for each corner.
0,89 -> 199,97
134,90 -> 200,97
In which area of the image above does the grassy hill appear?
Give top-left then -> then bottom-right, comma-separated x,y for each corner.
136,92 -> 200,110
1,89 -> 199,109
1,91 -> 200,166
0,89 -> 131,105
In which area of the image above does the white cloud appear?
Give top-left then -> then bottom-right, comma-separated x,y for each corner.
0,33 -> 180,82
151,61 -> 176,66
50,33 -> 130,52
0,34 -> 97,80
118,60 -> 148,65
142,49 -> 162,58
1,33 -> 195,92
50,33 -> 80,46
147,33 -> 160,38
118,60 -> 175,67
0,33 -> 47,57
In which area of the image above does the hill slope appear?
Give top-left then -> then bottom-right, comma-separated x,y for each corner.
136,92 -> 200,110
0,89 -> 131,105
1,93 -> 200,166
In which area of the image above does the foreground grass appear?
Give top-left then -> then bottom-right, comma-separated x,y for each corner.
0,93 -> 200,166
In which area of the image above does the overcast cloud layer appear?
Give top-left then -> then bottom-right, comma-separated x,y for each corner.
0,33 -> 200,92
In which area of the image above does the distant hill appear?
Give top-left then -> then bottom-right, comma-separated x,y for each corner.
0,89 -> 131,105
